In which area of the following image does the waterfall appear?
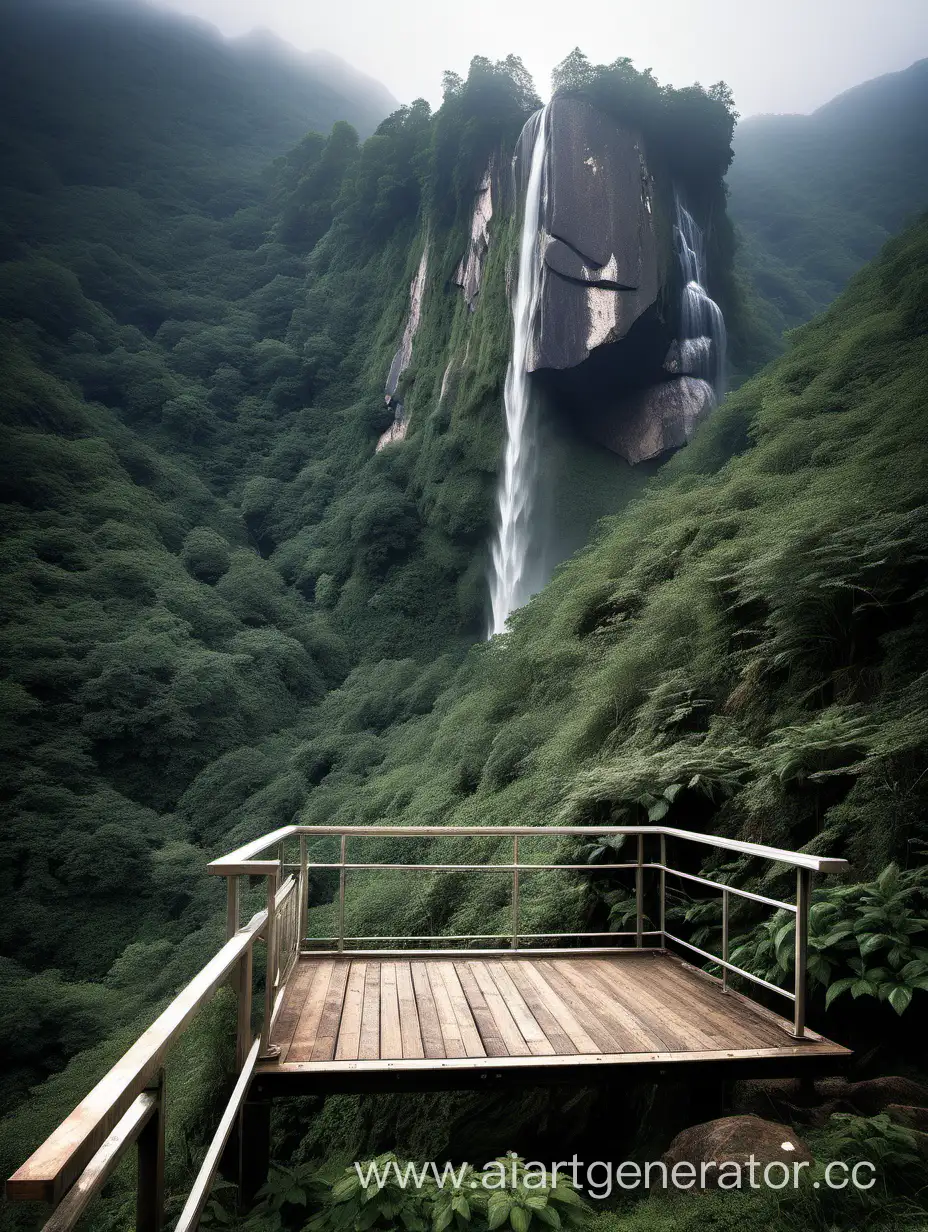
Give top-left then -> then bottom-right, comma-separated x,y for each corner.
488,106 -> 548,638
674,196 -> 727,398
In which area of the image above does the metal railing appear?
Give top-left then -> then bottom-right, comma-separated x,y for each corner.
6,823 -> 847,1231
210,823 -> 848,1041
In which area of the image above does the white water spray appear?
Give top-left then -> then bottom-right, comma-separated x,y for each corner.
674,195 -> 727,397
488,107 -> 548,637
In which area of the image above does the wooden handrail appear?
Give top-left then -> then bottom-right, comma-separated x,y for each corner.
173,1037 -> 262,1232
7,908 -> 268,1206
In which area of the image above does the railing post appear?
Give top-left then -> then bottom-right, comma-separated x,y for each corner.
721,888 -> 730,993
659,833 -> 667,951
226,876 -> 241,997
237,944 -> 253,1070
298,834 -> 308,948
136,1069 -> 164,1232
337,833 -> 347,953
793,868 -> 811,1038
512,836 -> 520,950
260,871 -> 279,1058
226,877 -> 240,941
635,833 -> 644,947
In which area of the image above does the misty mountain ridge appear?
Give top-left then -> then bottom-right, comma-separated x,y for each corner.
729,57 -> 928,337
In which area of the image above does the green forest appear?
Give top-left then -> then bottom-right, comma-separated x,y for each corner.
1,1 -> 927,1231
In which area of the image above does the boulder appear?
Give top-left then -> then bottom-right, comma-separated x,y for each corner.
580,377 -> 715,465
663,1115 -> 813,1185
663,337 -> 713,377
886,1104 -> 928,1133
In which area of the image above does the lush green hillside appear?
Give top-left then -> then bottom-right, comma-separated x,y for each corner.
728,58 -> 928,341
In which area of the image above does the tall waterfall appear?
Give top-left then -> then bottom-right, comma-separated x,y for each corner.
488,106 -> 548,638
674,196 -> 727,398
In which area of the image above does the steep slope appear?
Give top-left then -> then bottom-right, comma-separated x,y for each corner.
728,59 -> 928,339
283,215 -> 928,1033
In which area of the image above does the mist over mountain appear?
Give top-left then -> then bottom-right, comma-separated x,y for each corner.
729,58 -> 928,337
0,0 -> 395,211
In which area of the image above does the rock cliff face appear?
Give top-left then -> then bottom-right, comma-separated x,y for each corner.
377,243 -> 429,451
513,96 -> 721,465
530,96 -> 661,372
454,165 -> 494,312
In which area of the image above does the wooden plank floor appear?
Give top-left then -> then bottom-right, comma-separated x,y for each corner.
263,952 -> 849,1073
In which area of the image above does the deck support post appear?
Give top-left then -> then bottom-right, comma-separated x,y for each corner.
635,834 -> 644,947
721,888 -> 730,994
512,837 -> 520,950
659,834 -> 667,950
136,1070 -> 165,1232
793,868 -> 811,1038
226,877 -> 240,941
239,1097 -> 272,1207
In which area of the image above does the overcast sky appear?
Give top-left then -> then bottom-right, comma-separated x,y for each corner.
154,0 -> 928,118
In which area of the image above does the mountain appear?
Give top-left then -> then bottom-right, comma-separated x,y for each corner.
728,58 -> 928,339
0,0 -> 395,214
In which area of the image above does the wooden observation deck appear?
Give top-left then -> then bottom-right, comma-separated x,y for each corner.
6,824 -> 851,1232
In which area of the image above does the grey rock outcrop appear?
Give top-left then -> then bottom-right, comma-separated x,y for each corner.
580,376 -> 715,465
378,242 -> 429,451
526,96 -> 660,372
454,165 -> 494,311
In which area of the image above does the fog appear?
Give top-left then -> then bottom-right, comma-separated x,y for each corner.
153,0 -> 928,117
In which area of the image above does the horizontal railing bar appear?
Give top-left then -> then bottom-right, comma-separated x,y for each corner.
657,866 -> 796,912
302,932 -> 663,943
208,825 -> 847,875
7,908 -> 269,1206
303,862 -> 640,872
298,947 -> 666,959
662,931 -> 796,1000
275,875 -> 297,906
173,1037 -> 261,1232
38,1094 -> 156,1232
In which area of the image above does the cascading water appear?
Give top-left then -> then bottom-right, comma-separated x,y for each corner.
488,106 -> 548,638
674,195 -> 727,398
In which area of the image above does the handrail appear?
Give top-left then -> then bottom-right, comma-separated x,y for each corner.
7,906 -> 268,1207
173,1037 -> 262,1232
208,824 -> 848,875
39,1094 -> 157,1232
208,823 -> 846,1041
